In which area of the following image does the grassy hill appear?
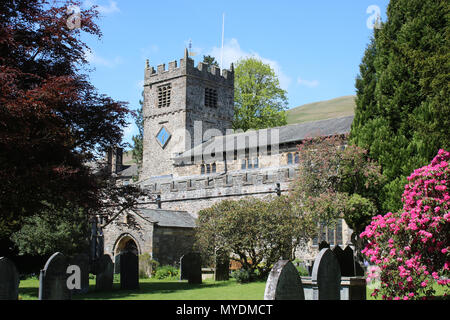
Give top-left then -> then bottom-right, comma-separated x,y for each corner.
286,95 -> 356,125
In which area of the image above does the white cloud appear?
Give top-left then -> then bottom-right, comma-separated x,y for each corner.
209,38 -> 292,90
84,49 -> 122,68
83,0 -> 120,15
297,77 -> 319,88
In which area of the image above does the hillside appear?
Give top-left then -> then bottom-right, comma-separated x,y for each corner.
286,95 -> 356,125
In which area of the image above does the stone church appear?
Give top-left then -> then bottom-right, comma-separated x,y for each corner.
101,49 -> 355,267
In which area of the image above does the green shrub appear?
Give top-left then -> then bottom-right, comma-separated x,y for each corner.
139,253 -> 159,279
231,268 -> 257,283
293,259 -> 310,277
154,265 -> 179,280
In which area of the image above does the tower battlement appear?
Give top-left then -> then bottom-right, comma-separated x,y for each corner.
141,49 -> 235,181
144,49 -> 234,86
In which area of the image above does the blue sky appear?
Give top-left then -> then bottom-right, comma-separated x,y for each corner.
79,0 -> 389,146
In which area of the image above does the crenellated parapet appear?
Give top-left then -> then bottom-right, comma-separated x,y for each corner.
144,49 -> 234,87
139,166 -> 298,195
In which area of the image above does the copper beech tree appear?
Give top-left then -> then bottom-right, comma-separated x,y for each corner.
0,0 -> 143,252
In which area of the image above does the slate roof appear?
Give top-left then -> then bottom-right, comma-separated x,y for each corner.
173,115 -> 354,164
134,208 -> 196,228
117,164 -> 138,178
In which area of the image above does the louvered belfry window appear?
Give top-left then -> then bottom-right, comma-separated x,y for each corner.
205,87 -> 217,108
157,83 -> 171,108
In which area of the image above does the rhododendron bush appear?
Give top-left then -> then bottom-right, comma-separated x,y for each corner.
361,149 -> 450,300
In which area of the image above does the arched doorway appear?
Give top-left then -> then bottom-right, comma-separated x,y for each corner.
113,234 -> 140,273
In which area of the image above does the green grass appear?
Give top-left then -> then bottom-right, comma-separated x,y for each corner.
18,276 -> 267,300
19,276 -> 447,300
286,95 -> 356,125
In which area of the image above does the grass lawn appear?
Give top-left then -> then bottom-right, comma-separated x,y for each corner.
286,95 -> 356,125
19,277 -> 267,300
19,276 -> 447,300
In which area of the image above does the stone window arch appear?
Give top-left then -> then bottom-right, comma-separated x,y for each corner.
287,153 -> 293,164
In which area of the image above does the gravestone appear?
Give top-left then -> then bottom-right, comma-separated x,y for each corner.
0,257 -> 20,300
70,253 -> 89,294
120,251 -> 139,290
332,245 -> 345,274
311,248 -> 341,300
264,260 -> 305,300
39,252 -> 71,300
318,240 -> 330,251
180,252 -> 202,284
214,250 -> 230,281
95,254 -> 114,291
342,246 -> 364,277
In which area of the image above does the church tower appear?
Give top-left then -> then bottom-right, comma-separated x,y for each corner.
141,49 -> 234,180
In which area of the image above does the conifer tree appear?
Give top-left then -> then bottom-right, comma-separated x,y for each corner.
350,0 -> 450,212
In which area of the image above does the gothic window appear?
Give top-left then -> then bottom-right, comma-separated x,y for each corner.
241,158 -> 259,170
212,163 -> 216,173
206,164 -> 211,174
253,158 -> 259,169
287,153 -> 293,164
200,164 -> 205,175
205,87 -> 218,108
157,84 -> 171,108
312,219 -> 344,247
294,153 -> 299,164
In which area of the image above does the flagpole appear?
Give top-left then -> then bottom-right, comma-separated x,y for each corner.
220,13 -> 225,69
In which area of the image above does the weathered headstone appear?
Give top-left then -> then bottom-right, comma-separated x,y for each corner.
311,248 -> 341,300
39,252 -> 71,300
0,257 -> 20,300
70,253 -> 89,294
318,240 -> 330,251
95,254 -> 114,291
342,246 -> 364,277
264,260 -> 305,300
180,252 -> 202,284
332,245 -> 345,273
120,251 -> 139,290
214,250 -> 230,281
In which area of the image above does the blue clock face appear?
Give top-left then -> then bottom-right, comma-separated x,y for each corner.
156,127 -> 171,148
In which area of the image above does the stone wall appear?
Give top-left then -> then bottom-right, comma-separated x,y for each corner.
102,211 -> 154,259
138,164 -> 353,262
141,52 -> 234,181
153,227 -> 196,266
